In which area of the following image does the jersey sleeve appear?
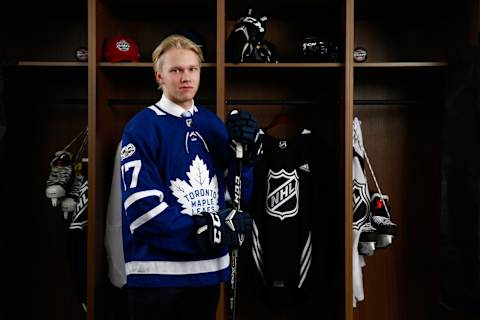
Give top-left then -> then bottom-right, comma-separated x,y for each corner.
120,119 -> 199,255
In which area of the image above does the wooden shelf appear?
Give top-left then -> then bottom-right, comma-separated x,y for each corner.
354,62 -> 447,68
16,61 -> 447,68
17,61 -> 88,67
99,62 -> 216,68
225,62 -> 344,68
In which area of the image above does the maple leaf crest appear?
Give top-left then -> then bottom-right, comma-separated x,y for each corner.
170,156 -> 219,215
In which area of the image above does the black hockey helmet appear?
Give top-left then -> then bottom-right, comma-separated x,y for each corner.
226,8 -> 268,63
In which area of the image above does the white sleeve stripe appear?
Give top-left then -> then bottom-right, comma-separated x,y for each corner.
298,255 -> 312,288
252,220 -> 259,237
251,246 -> 266,285
300,231 -> 312,261
124,190 -> 164,210
130,202 -> 168,234
300,243 -> 312,276
252,233 -> 263,267
252,220 -> 263,254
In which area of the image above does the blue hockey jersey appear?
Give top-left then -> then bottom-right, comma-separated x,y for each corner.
120,95 -> 253,287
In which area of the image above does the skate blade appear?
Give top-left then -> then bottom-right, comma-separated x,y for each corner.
376,235 -> 394,248
358,241 -> 375,256
46,186 -> 66,201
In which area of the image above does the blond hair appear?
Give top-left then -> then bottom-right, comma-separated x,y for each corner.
152,34 -> 204,73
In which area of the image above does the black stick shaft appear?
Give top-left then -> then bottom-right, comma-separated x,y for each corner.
229,143 -> 243,320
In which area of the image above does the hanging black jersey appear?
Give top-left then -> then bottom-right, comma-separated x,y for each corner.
66,158 -> 88,312
251,129 -> 316,296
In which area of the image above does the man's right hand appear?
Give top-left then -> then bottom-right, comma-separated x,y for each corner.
194,208 -> 253,252
226,109 -> 262,166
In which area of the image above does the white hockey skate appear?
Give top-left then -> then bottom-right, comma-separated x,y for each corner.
358,221 -> 378,256
61,174 -> 84,220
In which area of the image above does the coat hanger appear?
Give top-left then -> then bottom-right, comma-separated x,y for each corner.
263,112 -> 299,139
263,112 -> 296,131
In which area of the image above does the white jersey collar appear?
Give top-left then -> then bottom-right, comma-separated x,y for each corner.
156,95 -> 198,118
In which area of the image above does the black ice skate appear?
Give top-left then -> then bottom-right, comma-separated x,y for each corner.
45,150 -> 73,207
370,192 -> 397,248
61,158 -> 88,220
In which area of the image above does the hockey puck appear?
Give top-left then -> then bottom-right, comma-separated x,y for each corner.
353,47 -> 367,62
75,47 -> 88,62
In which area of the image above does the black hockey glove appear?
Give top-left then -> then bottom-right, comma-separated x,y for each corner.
226,110 -> 262,166
194,208 -> 253,252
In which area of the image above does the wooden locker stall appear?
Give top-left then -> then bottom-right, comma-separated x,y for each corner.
224,1 -> 345,320
350,0 -> 480,319
88,0 -> 218,319
0,1 -> 88,319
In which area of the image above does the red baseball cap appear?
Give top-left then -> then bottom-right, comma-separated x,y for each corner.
103,35 -> 140,62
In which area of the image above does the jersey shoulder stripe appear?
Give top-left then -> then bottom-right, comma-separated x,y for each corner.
148,105 -> 166,116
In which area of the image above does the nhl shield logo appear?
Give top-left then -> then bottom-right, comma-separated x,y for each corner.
266,169 -> 299,220
352,179 -> 369,229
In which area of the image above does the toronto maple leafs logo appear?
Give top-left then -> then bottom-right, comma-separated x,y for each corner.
170,156 -> 219,216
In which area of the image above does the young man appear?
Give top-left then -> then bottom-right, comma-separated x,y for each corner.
120,34 -> 260,320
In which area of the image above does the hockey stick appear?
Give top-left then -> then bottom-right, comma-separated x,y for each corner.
227,109 -> 244,320
229,140 -> 243,320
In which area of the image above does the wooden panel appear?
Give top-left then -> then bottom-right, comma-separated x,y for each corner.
99,62 -> 216,68
354,62 -> 447,68
216,0 -> 226,120
226,63 -> 344,68
344,0 -> 354,319
100,68 -> 216,108
87,0 -> 97,319
226,68 -> 342,103
17,62 -> 88,67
